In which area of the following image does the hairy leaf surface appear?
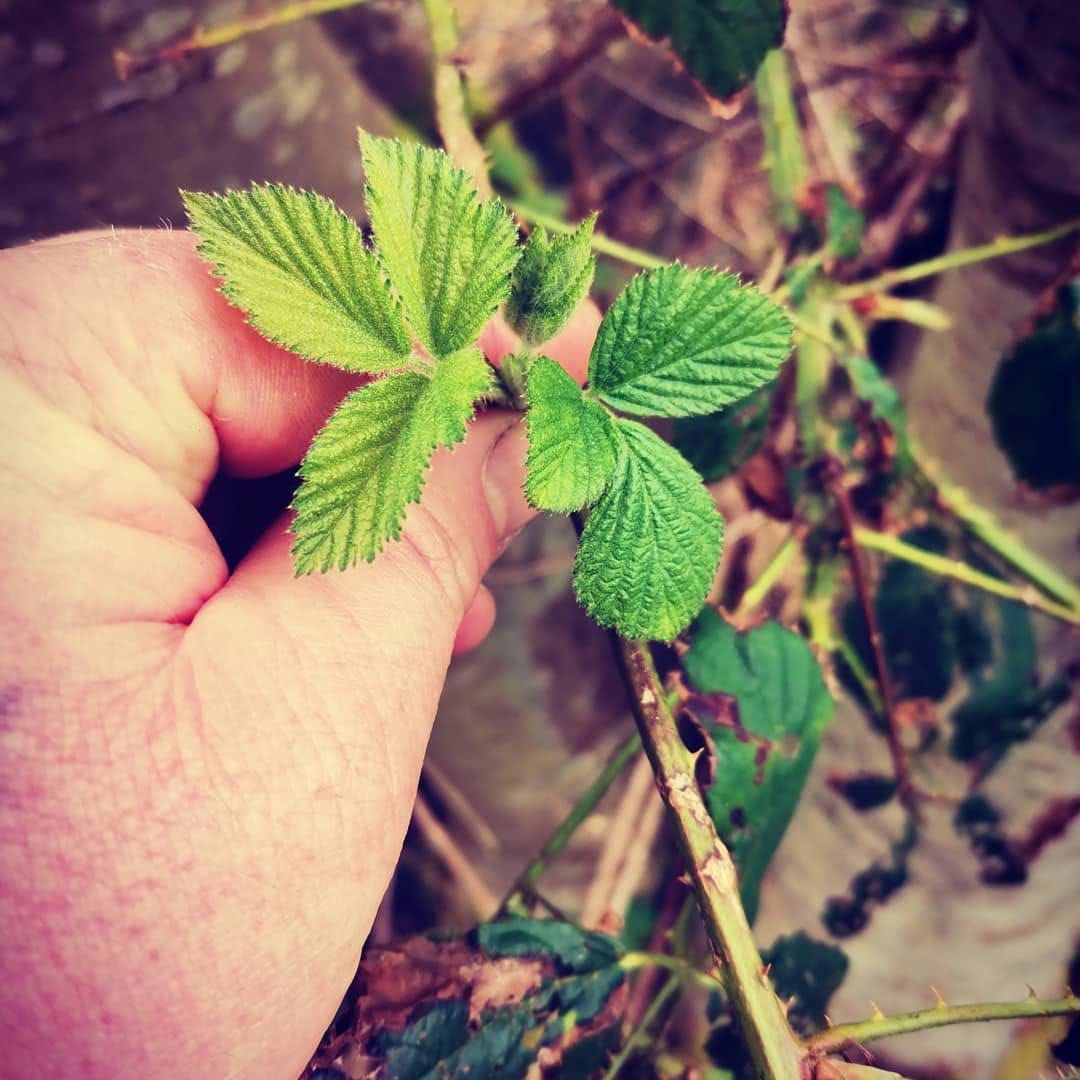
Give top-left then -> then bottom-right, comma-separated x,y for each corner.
574,420 -> 723,641
610,0 -> 785,100
183,184 -> 411,372
291,348 -> 492,572
506,216 -> 597,345
683,612 -> 834,921
589,265 -> 792,418
360,132 -> 520,357
525,357 -> 619,511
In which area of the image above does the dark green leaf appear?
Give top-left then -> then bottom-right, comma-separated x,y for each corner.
379,1001 -> 470,1080
987,284 -> 1080,490
609,0 -> 786,100
683,611 -> 834,921
762,932 -> 848,1035
559,1025 -> 621,1079
556,966 -> 626,1023
825,185 -> 864,259
475,918 -> 623,974
673,382 -> 773,482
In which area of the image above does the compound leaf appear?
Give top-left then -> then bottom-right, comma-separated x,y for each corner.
183,184 -> 412,373
291,347 -> 492,572
683,611 -> 834,921
506,216 -> 597,345
525,357 -> 619,512
360,132 -> 520,357
574,419 -> 723,641
589,265 -> 792,418
610,0 -> 785,100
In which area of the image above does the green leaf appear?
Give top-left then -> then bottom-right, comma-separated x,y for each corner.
673,382 -> 773,482
525,357 -> 620,512
761,932 -> 848,1036
588,265 -> 792,418
291,347 -> 493,572
610,0 -> 785,100
574,420 -> 723,641
379,1001 -> 470,1080
825,185 -> 864,259
683,611 -> 834,921
987,282 -> 1080,490
359,132 -> 521,357
182,184 -> 411,372
507,217 -> 597,345
842,355 -> 911,470
475,917 -> 623,975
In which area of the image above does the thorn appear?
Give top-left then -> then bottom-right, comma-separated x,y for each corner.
869,1000 -> 885,1020
1026,984 -> 1039,1000
784,995 -> 798,1015
930,986 -> 947,1009
760,963 -> 772,980
823,1013 -> 834,1028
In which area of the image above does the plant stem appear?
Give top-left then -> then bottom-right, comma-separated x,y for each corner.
805,995 -> 1080,1054
420,0 -> 492,197
911,444 -> 1080,613
621,950 -> 724,992
602,972 -> 682,1080
736,532 -> 800,617
755,49 -> 810,234
834,218 -> 1080,300
499,730 -> 641,910
114,0 -> 367,78
507,202 -> 666,270
854,527 -> 1080,627
828,468 -> 918,817
613,637 -> 802,1079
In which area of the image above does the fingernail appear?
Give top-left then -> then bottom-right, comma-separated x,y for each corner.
481,418 -> 534,544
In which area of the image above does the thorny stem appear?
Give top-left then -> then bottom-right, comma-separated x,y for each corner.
805,995 -> 1080,1054
834,218 -> 1080,300
828,466 -> 918,818
611,637 -> 802,1079
420,0 -> 493,197
114,0 -> 367,78
854,527 -> 1080,627
498,730 -> 641,911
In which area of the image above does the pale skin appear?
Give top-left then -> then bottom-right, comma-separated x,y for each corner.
0,230 -> 598,1078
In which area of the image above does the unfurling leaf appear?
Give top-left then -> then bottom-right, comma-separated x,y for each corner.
683,611 -> 834,921
506,216 -> 597,345
359,132 -> 520,357
610,0 -> 785,101
525,357 -> 619,512
183,184 -> 411,372
291,348 -> 493,572
588,265 -> 792,418
574,420 -> 723,641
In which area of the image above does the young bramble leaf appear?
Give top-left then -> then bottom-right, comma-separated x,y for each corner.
291,347 -> 493,572
182,184 -> 411,372
524,356 -> 619,512
359,132 -> 520,357
506,216 -> 597,345
588,265 -> 793,418
574,420 -> 723,641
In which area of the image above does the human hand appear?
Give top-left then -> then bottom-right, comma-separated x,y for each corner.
0,230 -> 597,1078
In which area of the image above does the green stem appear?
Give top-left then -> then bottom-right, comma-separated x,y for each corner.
736,533 -> 800,616
420,0 -> 492,196
614,638 -> 802,1079
507,202 -> 666,270
499,731 -> 641,910
601,971 -> 682,1080
835,219 -> 1080,300
854,527 -> 1080,627
912,443 -> 1080,612
755,49 -> 809,234
805,995 -> 1080,1054
114,0 -> 367,77
621,951 -> 724,993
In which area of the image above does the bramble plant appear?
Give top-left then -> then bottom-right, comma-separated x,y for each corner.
183,132 -> 793,642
